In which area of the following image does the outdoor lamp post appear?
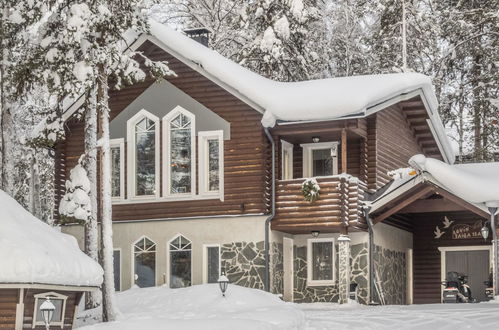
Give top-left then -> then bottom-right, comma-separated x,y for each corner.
39,297 -> 55,330
218,273 -> 229,297
488,206 -> 498,296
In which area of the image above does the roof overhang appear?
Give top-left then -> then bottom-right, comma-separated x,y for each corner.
0,283 -> 100,291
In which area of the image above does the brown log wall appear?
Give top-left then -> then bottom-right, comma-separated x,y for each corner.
0,289 -> 17,329
272,176 -> 366,234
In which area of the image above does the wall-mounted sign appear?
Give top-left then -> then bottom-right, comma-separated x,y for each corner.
451,220 -> 484,240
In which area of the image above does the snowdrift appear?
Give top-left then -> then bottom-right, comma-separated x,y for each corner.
0,190 -> 102,286
78,284 -> 305,330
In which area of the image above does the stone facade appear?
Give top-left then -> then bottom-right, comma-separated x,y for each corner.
373,245 -> 406,305
350,243 -> 369,304
221,241 -> 266,290
271,242 -> 284,294
338,236 -> 351,304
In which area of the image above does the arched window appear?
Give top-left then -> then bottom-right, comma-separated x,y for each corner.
127,110 -> 159,199
163,107 -> 196,196
133,236 -> 156,288
169,234 -> 192,288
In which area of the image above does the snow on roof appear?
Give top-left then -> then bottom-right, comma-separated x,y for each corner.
409,155 -> 499,208
63,20 -> 455,163
0,190 -> 103,287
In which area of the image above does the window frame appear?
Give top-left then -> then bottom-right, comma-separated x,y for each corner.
163,106 -> 196,197
198,130 -> 224,200
126,109 -> 160,200
32,292 -> 68,328
202,244 -> 221,284
167,233 -> 193,289
131,236 -> 157,288
300,141 -> 339,178
307,237 -> 336,286
281,140 -> 294,180
110,138 -> 125,201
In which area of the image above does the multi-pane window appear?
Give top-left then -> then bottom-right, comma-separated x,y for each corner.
135,117 -> 157,196
199,131 -> 223,196
134,237 -> 156,288
307,238 -> 335,285
110,139 -> 123,198
169,113 -> 192,194
205,245 -> 220,283
169,235 -> 192,288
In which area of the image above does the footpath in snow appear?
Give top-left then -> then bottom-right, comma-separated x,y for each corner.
77,284 -> 305,330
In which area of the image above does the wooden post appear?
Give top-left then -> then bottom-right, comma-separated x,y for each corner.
341,129 -> 347,174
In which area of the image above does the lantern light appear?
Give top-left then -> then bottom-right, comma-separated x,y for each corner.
481,222 -> 490,241
218,273 -> 229,297
311,230 -> 320,238
40,297 -> 55,330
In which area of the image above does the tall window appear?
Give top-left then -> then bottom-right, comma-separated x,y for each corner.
281,140 -> 293,180
199,131 -> 223,196
110,139 -> 124,199
307,238 -> 335,286
127,110 -> 159,199
134,237 -> 156,288
135,118 -> 156,195
204,245 -> 221,284
169,235 -> 192,288
113,249 -> 121,291
301,142 -> 338,178
164,107 -> 195,195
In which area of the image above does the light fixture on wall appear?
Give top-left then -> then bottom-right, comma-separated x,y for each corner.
481,221 -> 490,241
40,297 -> 55,330
312,136 -> 320,143
311,230 -> 320,238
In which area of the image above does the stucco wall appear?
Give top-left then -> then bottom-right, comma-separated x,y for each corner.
62,215 -> 267,291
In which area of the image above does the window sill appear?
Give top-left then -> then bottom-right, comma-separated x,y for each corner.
112,194 -> 222,205
307,280 -> 335,287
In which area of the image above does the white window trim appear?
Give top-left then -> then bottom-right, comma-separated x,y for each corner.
163,106 -> 196,197
131,236 -> 157,288
113,248 -> 122,292
110,138 -> 125,201
281,140 -> 293,180
166,233 -> 193,289
126,109 -> 160,200
198,130 -> 224,200
202,244 -> 221,284
300,141 -> 339,178
32,292 -> 67,328
307,237 -> 336,286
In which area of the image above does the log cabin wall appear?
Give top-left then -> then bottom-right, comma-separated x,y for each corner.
411,211 -> 489,304
0,289 -> 17,328
54,40 -> 269,222
371,106 -> 424,190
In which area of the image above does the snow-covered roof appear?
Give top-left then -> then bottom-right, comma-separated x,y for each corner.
0,190 -> 103,287
369,155 -> 499,215
63,19 -> 455,163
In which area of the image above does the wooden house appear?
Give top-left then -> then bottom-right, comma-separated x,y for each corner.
0,191 -> 102,329
56,20 -> 498,305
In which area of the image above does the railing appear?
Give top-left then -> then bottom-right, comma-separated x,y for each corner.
272,175 -> 366,234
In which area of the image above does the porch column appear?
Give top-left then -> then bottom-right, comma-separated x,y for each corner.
341,129 -> 347,173
338,234 -> 351,304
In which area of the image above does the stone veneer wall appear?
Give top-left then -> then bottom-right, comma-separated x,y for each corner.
373,245 -> 406,305
351,243 -> 369,304
271,242 -> 284,294
221,241 -> 266,290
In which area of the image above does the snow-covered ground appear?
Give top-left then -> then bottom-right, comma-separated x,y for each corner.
301,301 -> 499,330
76,285 -> 499,330
76,285 -> 305,330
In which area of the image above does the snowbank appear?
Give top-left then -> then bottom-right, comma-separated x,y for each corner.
77,285 -> 305,330
409,154 -> 499,207
0,190 -> 102,286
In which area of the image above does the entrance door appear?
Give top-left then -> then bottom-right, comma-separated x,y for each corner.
445,249 -> 489,302
283,237 -> 294,301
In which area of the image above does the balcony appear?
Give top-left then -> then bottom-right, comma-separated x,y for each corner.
272,175 -> 366,234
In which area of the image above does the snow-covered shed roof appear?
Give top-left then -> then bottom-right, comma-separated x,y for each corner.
0,190 -> 103,287
62,19 -> 454,163
369,155 -> 499,215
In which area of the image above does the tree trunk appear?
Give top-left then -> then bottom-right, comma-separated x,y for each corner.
84,87 -> 101,310
97,63 -> 117,322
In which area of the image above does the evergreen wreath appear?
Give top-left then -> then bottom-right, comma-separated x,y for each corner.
302,178 -> 320,202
